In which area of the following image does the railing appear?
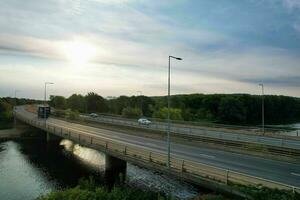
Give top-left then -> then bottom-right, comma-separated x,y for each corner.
79,115 -> 300,150
16,112 -> 300,193
81,112 -> 300,136
25,105 -> 300,150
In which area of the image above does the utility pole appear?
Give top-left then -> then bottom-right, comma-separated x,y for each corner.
44,82 -> 54,126
167,56 -> 182,168
14,90 -> 19,129
259,84 -> 265,135
137,91 -> 142,116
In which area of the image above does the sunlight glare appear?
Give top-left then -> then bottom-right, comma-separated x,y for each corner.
63,40 -> 97,65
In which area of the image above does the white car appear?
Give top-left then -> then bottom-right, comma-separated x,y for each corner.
138,118 -> 151,125
89,113 -> 98,118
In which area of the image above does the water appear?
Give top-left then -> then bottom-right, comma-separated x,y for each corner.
0,138 -> 199,200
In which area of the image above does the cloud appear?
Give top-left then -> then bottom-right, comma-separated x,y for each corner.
282,0 -> 300,10
0,0 -> 300,98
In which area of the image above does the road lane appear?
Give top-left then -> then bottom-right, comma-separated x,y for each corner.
81,114 -> 300,150
17,106 -> 300,187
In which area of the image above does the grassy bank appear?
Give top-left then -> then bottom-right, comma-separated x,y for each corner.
38,177 -> 300,200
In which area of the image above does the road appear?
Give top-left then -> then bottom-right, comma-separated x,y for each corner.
81,114 -> 300,150
17,106 -> 300,187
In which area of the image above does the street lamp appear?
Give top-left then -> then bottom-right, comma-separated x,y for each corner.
167,55 -> 182,168
14,90 -> 20,129
259,83 -> 264,135
136,91 -> 142,116
44,82 -> 54,122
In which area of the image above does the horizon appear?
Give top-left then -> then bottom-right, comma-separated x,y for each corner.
2,91 -> 300,101
1,0 -> 300,99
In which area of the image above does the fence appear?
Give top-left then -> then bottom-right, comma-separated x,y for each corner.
16,111 -> 300,193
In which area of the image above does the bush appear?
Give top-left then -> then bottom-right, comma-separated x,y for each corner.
67,110 -> 79,120
39,177 -> 165,200
152,107 -> 183,120
234,185 -> 300,200
53,110 -> 66,118
121,107 -> 142,118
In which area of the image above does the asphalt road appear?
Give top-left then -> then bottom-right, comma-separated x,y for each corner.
17,106 -> 300,187
81,114 -> 300,150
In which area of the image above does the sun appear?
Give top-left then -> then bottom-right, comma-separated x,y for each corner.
62,40 -> 97,65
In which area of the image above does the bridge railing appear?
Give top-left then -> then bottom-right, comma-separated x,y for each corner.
79,114 -> 300,150
79,114 -> 300,137
24,105 -> 300,150
16,112 -> 300,193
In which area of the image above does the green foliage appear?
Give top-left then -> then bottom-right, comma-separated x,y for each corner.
86,92 -> 108,113
50,96 -> 67,110
48,93 -> 300,125
121,107 -> 142,118
218,96 -> 246,123
67,94 -> 86,113
152,107 -> 183,120
234,185 -> 300,200
67,110 -> 79,120
0,99 -> 13,129
39,177 -> 165,200
53,110 -> 66,118
0,97 -> 41,129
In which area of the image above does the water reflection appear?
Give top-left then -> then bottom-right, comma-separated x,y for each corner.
60,139 -> 105,170
0,138 -> 199,200
60,139 -> 199,199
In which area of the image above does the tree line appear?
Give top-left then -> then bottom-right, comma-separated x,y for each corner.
49,93 -> 300,125
0,97 -> 42,129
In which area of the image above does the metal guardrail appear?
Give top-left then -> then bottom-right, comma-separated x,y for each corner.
86,113 -> 300,135
79,115 -> 300,150
16,112 -> 300,193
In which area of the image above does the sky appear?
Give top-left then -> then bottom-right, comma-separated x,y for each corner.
0,0 -> 300,99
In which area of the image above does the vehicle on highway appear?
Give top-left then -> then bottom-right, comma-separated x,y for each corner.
89,113 -> 99,118
37,105 -> 51,119
138,118 -> 151,125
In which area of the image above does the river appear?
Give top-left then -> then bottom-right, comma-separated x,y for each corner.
0,137 -> 199,200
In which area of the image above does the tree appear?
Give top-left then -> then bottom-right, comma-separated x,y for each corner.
0,100 -> 12,122
67,94 -> 86,112
49,95 -> 67,110
218,96 -> 246,124
121,107 -> 142,118
152,107 -> 183,120
85,92 -> 108,113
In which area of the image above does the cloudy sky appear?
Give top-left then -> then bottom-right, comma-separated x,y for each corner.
0,0 -> 300,99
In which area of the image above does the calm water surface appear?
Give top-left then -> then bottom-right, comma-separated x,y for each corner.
0,138 -> 199,200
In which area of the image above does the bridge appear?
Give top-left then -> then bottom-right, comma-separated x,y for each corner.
15,105 -> 300,195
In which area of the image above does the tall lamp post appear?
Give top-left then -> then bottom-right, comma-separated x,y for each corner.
259,83 -> 264,134
14,90 -> 20,129
136,91 -> 142,116
167,55 -> 182,168
44,82 -> 54,123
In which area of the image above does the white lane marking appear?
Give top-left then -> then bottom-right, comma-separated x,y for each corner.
291,172 -> 300,177
199,154 -> 215,159
145,143 -> 157,147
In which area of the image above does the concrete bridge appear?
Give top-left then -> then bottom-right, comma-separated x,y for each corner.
15,105 -> 300,195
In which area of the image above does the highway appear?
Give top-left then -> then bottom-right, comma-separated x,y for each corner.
17,106 -> 300,187
81,114 -> 300,150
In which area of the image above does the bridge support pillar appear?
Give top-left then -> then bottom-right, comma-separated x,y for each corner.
105,155 -> 126,185
46,132 -> 61,142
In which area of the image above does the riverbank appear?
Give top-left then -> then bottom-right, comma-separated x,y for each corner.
38,177 -> 228,200
39,179 -> 300,200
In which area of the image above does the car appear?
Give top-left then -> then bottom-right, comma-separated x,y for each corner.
138,118 -> 151,125
89,113 -> 98,118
